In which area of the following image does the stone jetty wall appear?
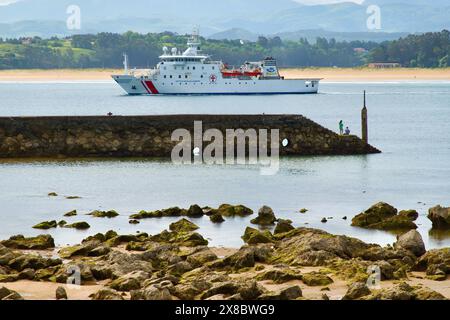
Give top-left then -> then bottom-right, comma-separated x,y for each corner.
0,115 -> 380,158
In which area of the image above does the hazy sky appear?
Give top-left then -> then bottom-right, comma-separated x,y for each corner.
0,0 -> 366,5
294,0 -> 364,4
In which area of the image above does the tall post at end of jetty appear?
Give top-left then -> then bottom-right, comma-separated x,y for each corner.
362,91 -> 368,144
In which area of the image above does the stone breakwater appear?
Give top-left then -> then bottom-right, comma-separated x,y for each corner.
0,115 -> 380,158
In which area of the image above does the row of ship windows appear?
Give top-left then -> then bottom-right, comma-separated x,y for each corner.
163,75 -> 207,79
159,82 -> 257,86
163,66 -> 215,71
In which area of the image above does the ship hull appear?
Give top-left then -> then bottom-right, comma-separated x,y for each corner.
112,75 -> 320,95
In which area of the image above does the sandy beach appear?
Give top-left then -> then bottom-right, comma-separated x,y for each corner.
0,68 -> 448,82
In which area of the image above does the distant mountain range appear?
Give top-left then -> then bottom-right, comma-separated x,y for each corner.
0,0 -> 448,39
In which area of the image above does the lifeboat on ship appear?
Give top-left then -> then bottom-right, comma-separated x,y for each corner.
221,64 -> 262,78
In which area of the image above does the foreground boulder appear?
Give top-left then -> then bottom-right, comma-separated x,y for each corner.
361,282 -> 417,300
416,248 -> 450,281
394,230 -> 426,257
301,271 -> 333,286
351,202 -> 417,230
428,205 -> 450,229
259,285 -> 302,300
56,286 -> 68,300
91,288 -> 124,300
131,284 -> 172,300
212,245 -> 273,271
109,270 -> 151,291
8,254 -> 61,272
58,240 -> 104,259
256,269 -> 303,284
0,286 -> 23,300
242,227 -> 273,245
342,282 -> 371,300
251,206 -> 277,226
1,234 -> 55,250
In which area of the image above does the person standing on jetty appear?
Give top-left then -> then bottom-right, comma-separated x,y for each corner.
339,120 -> 344,135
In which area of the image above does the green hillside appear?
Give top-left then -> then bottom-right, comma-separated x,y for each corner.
0,30 -> 448,69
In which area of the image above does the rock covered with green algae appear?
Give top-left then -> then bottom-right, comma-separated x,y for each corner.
351,202 -> 418,230
169,218 -> 199,233
33,220 -> 57,230
64,210 -> 77,217
258,285 -> 302,300
88,210 -> 119,218
250,206 -> 277,226
109,270 -> 151,291
209,213 -> 225,223
358,282 -> 447,300
90,288 -> 124,300
274,219 -> 295,235
64,221 -> 91,230
1,234 -> 55,250
130,207 -> 187,219
269,227 -> 418,283
130,204 -> 252,220
0,286 -> 23,300
217,204 -> 253,217
342,282 -> 371,300
256,268 -> 303,284
415,248 -> 450,281
58,240 -> 110,259
1,221 -> 448,301
301,271 -> 334,286
210,245 -> 273,271
242,227 -> 274,245
187,205 -> 204,217
0,243 -> 62,285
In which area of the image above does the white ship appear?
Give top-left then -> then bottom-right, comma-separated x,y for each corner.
112,32 -> 321,95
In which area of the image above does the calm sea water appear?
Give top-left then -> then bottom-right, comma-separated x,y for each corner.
0,81 -> 449,249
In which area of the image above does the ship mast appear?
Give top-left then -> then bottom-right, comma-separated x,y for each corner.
123,53 -> 129,75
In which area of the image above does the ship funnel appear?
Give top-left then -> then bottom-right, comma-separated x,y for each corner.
162,46 -> 169,55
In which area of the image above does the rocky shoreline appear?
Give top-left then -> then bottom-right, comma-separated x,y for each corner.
0,203 -> 449,301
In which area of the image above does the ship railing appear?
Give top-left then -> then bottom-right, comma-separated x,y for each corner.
203,60 -> 222,65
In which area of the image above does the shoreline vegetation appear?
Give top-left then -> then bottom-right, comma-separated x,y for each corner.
1,202 -> 449,301
0,68 -> 449,82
